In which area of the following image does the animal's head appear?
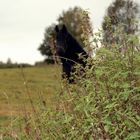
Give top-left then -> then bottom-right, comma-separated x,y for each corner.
55,24 -> 68,56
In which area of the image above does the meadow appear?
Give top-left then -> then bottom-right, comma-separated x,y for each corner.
0,65 -> 61,127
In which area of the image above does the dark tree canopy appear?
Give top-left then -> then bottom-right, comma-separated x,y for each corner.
38,24 -> 56,64
102,0 -> 140,45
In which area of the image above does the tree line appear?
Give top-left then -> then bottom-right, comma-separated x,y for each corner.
0,58 -> 32,69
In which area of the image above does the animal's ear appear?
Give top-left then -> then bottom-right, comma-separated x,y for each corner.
62,24 -> 67,33
55,25 -> 59,33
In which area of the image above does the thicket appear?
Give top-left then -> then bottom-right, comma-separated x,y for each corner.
37,33 -> 140,139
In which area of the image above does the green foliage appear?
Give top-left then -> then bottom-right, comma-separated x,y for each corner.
38,39 -> 140,139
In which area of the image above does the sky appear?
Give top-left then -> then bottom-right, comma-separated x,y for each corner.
0,0 -> 139,64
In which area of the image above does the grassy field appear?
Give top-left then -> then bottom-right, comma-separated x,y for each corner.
0,65 -> 61,127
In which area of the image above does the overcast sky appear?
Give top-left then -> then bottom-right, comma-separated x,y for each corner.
0,0 -> 139,64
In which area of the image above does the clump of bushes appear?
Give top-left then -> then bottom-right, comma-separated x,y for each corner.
37,34 -> 140,139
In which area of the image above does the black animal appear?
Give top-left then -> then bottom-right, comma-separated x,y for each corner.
55,24 -> 88,83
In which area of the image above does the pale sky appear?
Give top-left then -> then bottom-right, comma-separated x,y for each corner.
0,0 -> 139,64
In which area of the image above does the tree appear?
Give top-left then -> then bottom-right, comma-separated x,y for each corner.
7,58 -> 12,65
38,7 -> 93,62
58,7 -> 93,55
102,0 -> 140,45
38,24 -> 56,64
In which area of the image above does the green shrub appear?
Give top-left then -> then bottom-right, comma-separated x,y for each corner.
37,39 -> 140,139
